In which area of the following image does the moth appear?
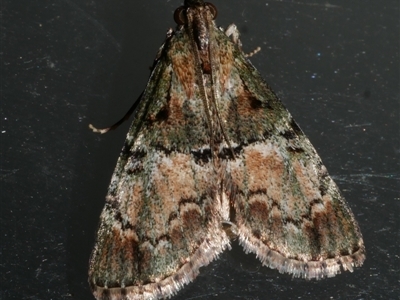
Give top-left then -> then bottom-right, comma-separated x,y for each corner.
88,1 -> 365,299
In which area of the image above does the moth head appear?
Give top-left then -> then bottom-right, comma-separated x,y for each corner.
174,1 -> 218,25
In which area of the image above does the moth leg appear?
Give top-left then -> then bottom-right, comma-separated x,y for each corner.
224,24 -> 261,57
224,24 -> 242,47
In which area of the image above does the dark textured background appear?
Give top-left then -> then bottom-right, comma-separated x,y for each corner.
1,0 -> 399,299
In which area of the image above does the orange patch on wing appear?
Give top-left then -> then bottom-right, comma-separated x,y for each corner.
181,202 -> 202,230
171,40 -> 196,99
248,196 -> 270,222
168,93 -> 184,124
244,144 -> 284,202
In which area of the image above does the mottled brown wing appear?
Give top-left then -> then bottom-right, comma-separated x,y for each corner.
212,28 -> 365,279
88,29 -> 230,300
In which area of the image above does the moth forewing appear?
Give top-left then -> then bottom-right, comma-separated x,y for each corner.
89,1 -> 365,299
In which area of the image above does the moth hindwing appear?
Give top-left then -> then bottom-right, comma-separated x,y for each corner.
89,1 -> 365,299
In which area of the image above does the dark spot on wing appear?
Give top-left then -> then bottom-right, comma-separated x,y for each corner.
250,97 -> 263,109
290,118 -> 303,136
191,148 -> 212,165
101,289 -> 111,300
155,106 -> 169,121
281,129 -> 297,140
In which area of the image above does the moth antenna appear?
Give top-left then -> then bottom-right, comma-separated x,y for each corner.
89,92 -> 143,134
245,46 -> 261,58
